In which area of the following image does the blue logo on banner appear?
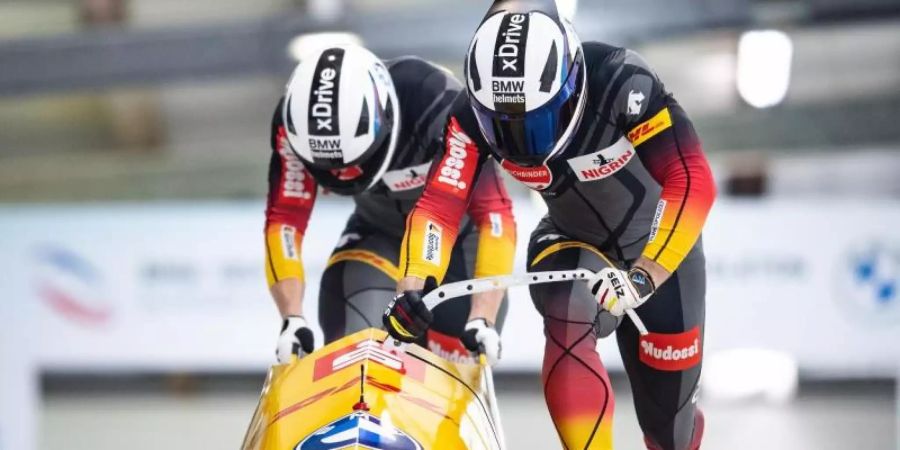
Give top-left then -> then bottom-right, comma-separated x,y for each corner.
296,411 -> 423,450
853,249 -> 897,306
835,243 -> 900,326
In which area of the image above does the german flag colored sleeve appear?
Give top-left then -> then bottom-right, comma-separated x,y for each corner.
399,116 -> 488,282
466,161 -> 517,278
264,103 -> 318,287
615,50 -> 716,273
629,102 -> 716,272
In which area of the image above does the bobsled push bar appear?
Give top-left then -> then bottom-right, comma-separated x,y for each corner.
422,269 -> 649,336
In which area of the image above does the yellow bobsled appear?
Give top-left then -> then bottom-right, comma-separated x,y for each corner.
241,328 -> 504,450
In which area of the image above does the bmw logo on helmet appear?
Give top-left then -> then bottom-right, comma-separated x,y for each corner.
296,411 -> 423,450
465,2 -> 587,167
283,44 -> 400,195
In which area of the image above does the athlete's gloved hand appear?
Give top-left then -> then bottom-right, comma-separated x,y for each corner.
590,267 -> 656,317
460,318 -> 501,366
276,315 -> 315,364
383,277 -> 438,343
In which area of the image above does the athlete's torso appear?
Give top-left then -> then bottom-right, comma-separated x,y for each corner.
453,42 -> 670,262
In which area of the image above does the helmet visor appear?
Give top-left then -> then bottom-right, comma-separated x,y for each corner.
472,58 -> 584,167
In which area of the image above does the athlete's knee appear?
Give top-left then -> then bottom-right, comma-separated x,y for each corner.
643,407 -> 704,450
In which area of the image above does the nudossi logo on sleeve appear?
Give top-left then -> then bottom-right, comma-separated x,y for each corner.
277,130 -> 314,202
433,118 -> 478,197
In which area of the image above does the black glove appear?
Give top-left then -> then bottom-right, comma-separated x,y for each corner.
383,277 -> 437,343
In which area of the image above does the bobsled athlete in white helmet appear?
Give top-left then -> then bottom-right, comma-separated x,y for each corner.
264,44 -> 515,366
384,1 -> 716,449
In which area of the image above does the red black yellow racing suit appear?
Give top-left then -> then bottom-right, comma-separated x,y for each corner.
399,43 -> 716,449
264,57 -> 516,360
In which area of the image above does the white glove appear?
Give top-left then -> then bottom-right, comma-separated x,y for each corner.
589,267 -> 655,317
276,316 -> 315,364
460,318 -> 501,366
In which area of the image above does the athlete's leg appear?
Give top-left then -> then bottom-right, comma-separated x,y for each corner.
319,216 -> 402,344
528,223 -> 621,450
616,244 -> 706,450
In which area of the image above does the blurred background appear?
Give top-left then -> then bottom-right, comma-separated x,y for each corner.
1,0 -> 898,449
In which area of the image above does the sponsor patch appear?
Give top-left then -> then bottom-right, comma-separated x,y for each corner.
382,161 -> 432,192
500,159 -> 553,190
628,107 -> 672,147
432,118 -> 478,198
426,329 -> 476,365
422,221 -> 442,266
648,200 -> 667,243
280,225 -> 298,260
639,326 -> 702,371
489,212 -> 503,237
277,129 -> 315,203
627,90 -> 646,116
566,135 -> 635,182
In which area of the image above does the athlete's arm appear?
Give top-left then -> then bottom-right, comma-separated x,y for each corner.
620,52 -> 716,286
265,102 -> 318,318
464,161 -> 516,324
397,115 -> 490,290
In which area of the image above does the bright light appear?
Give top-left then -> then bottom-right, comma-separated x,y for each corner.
737,30 -> 793,108
287,32 -> 363,61
556,0 -> 579,21
703,348 -> 799,404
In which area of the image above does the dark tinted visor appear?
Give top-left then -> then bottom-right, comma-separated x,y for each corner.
472,58 -> 583,167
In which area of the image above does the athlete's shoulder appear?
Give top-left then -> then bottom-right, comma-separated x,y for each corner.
447,93 -> 486,141
385,56 -> 461,93
583,42 -> 657,83
583,42 -> 668,125
385,56 -> 462,137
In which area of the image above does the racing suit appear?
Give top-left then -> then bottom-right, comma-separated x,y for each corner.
265,57 -> 516,359
399,43 -> 715,449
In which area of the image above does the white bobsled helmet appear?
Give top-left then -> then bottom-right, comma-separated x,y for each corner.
283,44 -> 400,194
465,3 -> 586,167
